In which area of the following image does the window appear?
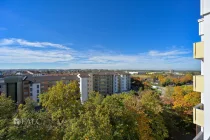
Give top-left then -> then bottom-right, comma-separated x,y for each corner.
37,85 -> 39,88
37,90 -> 39,93
30,88 -> 32,91
30,93 -> 33,96
0,85 -> 1,88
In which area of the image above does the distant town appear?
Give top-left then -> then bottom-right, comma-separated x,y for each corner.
0,69 -> 200,104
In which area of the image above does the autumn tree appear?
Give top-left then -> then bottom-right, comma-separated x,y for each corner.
8,98 -> 55,140
140,90 -> 168,140
101,94 -> 140,139
39,81 -> 82,139
40,81 -> 81,120
172,86 -> 200,116
0,94 -> 16,139
65,92 -> 140,140
64,92 -> 113,140
124,94 -> 153,140
162,85 -> 200,138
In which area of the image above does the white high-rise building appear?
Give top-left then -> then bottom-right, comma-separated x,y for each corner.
192,0 -> 210,139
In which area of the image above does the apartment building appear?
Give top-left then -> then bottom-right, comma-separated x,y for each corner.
113,73 -> 131,93
0,78 -> 5,95
27,75 -> 80,102
3,75 -> 83,103
88,72 -> 131,95
3,72 -> 131,104
4,76 -> 31,103
192,0 -> 210,139
92,73 -> 114,95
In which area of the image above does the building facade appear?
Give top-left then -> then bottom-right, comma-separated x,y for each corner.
89,72 -> 131,95
77,74 -> 89,103
0,78 -> 5,95
4,76 -> 30,103
3,72 -> 131,104
27,75 -> 80,103
91,73 -> 114,95
192,0 -> 210,139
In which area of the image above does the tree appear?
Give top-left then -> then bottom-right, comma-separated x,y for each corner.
64,92 -> 113,140
101,94 -> 140,139
40,81 -> 81,120
0,94 -> 16,139
172,86 -> 200,116
124,95 -> 153,140
39,81 -> 82,139
161,85 -> 200,138
8,98 -> 55,140
139,90 -> 168,140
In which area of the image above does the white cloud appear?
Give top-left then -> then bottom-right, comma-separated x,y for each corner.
70,48 -> 198,70
0,47 -> 74,63
0,39 -> 14,45
0,38 -> 199,70
0,38 -> 70,49
88,55 -> 139,63
148,50 -> 190,56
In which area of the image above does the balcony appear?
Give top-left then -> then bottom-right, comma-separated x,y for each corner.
193,103 -> 204,127
193,42 -> 204,59
193,75 -> 204,92
193,131 -> 203,140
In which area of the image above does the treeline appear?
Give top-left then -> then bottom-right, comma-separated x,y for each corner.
131,76 -> 200,139
161,85 -> 200,139
0,81 -> 168,140
152,73 -> 193,87
0,81 -> 200,140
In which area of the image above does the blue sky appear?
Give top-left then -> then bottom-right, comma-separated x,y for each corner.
0,0 -> 201,70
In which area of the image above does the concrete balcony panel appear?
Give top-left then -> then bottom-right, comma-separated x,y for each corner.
193,42 -> 204,59
193,75 -> 204,92
193,103 -> 204,127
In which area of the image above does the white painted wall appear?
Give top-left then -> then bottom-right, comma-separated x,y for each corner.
204,13 -> 210,140
79,77 -> 88,103
30,83 -> 40,102
201,61 -> 204,104
200,19 -> 205,134
199,18 -> 204,36
128,72 -> 138,75
201,0 -> 210,16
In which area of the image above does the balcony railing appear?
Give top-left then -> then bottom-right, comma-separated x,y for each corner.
193,103 -> 204,127
193,75 -> 204,92
193,131 -> 203,140
193,42 -> 204,59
